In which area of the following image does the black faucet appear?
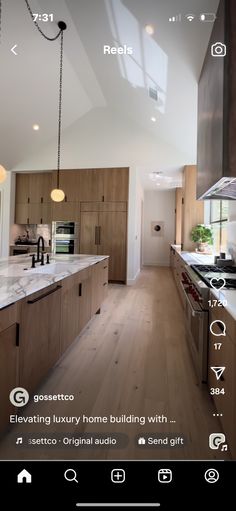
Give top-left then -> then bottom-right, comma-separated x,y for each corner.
36,236 -> 45,263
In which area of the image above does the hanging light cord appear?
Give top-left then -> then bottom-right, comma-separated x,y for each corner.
24,0 -> 62,41
24,0 -> 66,188
57,30 -> 64,186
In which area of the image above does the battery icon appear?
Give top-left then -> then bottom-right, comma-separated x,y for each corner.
200,13 -> 216,22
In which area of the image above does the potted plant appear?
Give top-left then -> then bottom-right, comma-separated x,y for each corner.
190,224 -> 213,252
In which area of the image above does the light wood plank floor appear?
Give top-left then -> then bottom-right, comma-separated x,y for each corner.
0,267 -> 229,460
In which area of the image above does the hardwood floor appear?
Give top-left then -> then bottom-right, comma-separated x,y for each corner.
0,267 -> 229,460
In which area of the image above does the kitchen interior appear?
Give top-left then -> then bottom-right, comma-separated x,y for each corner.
0,0 -> 236,460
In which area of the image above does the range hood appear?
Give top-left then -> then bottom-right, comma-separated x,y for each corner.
197,0 -> 236,200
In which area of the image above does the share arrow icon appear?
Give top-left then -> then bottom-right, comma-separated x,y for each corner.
211,366 -> 226,380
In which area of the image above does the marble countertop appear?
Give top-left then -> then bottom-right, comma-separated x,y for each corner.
0,254 -> 109,310
170,244 -> 236,322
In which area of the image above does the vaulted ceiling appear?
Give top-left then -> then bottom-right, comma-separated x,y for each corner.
0,0 -> 219,188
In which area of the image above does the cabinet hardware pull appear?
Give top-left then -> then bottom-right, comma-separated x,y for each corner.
103,282 -> 108,286
27,285 -> 62,304
40,218 -> 43,224
98,226 -> 101,245
41,197 -> 43,203
95,226 -> 99,245
28,197 -> 30,203
79,282 -> 82,296
65,195 -> 67,202
102,195 -> 104,202
104,266 -> 108,269
15,323 -> 20,346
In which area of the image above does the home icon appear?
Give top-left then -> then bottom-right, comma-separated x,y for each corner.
17,469 -> 32,484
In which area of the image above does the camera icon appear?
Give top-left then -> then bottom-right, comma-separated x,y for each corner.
211,42 -> 226,57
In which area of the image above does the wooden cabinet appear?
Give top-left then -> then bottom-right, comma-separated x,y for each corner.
175,188 -> 183,245
103,168 -> 129,201
78,268 -> 92,333
209,300 -> 236,458
19,284 -> 61,393
182,166 -> 204,251
29,173 -> 52,203
15,172 -> 52,224
91,260 -> 109,315
52,201 -> 79,222
60,274 -> 81,354
80,205 -> 127,282
78,169 -> 104,202
52,170 -> 78,202
0,304 -> 18,436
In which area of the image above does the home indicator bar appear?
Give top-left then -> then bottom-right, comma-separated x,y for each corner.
76,504 -> 161,508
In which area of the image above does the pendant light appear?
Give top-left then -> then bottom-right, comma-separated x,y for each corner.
0,165 -> 7,184
24,1 -> 66,202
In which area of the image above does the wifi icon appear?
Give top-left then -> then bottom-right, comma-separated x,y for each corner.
185,14 -> 195,21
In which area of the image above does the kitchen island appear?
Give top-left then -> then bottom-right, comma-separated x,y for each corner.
0,254 -> 109,435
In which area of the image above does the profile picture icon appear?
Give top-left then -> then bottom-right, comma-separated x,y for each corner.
211,42 -> 226,57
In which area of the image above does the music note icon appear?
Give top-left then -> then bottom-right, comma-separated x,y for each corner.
16,437 -> 23,445
221,444 -> 228,452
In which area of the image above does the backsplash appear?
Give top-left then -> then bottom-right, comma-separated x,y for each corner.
11,224 -> 51,246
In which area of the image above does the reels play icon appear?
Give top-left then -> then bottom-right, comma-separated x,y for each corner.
158,469 -> 172,483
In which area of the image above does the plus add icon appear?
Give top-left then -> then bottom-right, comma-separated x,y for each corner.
111,469 -> 126,483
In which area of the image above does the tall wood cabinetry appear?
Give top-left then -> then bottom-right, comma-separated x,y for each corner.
181,165 -> 204,251
80,203 -> 127,282
15,173 -> 52,224
175,188 -> 183,245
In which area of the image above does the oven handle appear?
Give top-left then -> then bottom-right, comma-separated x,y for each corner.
180,282 -> 202,317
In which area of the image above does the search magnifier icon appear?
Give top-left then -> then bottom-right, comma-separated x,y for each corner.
64,469 -> 78,483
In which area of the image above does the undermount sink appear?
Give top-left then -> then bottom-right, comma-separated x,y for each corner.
26,262 -> 71,275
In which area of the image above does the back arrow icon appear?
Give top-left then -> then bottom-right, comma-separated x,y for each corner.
11,45 -> 18,55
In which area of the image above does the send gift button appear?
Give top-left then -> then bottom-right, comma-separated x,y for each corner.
136,434 -> 186,448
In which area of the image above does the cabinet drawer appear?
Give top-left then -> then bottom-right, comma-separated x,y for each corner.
0,303 -> 17,333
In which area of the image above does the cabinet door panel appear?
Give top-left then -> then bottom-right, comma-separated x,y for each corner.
98,211 -> 127,282
19,285 -> 61,393
0,325 -> 18,435
52,201 -> 79,222
103,168 -> 129,201
52,170 -> 78,202
77,269 -> 92,333
60,275 -> 80,354
29,173 -> 52,203
15,174 -> 29,203
78,169 -> 104,202
15,203 -> 29,224
80,212 -> 99,255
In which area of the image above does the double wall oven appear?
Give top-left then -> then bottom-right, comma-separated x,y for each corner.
52,222 -> 79,255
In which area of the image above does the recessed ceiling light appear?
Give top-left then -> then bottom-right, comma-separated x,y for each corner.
151,116 -> 156,122
33,124 -> 40,131
145,24 -> 154,35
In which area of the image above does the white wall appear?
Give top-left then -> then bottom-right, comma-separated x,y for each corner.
142,190 -> 175,266
0,172 -> 15,258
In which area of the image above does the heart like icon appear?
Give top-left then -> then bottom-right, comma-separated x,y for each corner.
210,277 -> 226,291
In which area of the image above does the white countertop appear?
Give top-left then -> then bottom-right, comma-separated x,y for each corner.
171,244 -> 236,322
0,254 -> 109,310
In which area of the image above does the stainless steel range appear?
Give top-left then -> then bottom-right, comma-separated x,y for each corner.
181,263 -> 236,383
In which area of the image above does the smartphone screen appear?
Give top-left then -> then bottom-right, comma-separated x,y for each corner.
0,0 -> 235,508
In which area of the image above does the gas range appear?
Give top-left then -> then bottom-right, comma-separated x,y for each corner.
190,264 -> 236,290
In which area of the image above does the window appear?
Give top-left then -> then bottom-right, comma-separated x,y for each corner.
210,200 -> 229,253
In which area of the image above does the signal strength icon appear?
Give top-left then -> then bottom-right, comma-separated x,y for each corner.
169,14 -> 182,22
185,14 -> 195,22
